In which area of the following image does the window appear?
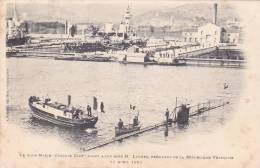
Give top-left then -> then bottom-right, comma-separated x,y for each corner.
184,38 -> 187,42
195,38 -> 197,42
189,38 -> 192,42
215,31 -> 217,35
201,31 -> 203,35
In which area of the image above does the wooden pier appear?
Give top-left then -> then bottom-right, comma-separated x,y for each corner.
178,58 -> 246,67
83,99 -> 230,151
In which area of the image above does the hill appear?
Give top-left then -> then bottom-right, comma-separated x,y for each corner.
132,3 -> 239,30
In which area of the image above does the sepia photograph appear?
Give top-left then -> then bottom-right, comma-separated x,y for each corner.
0,0 -> 259,168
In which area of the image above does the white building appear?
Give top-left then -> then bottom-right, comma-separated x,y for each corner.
146,38 -> 168,49
182,23 -> 222,47
6,4 -> 26,39
104,23 -> 114,34
225,29 -> 240,44
182,28 -> 198,43
118,24 -> 127,34
76,24 -> 89,35
197,23 -> 221,47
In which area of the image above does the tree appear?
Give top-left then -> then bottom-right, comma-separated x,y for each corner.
90,25 -> 99,36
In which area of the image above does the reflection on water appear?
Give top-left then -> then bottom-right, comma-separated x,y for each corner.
7,58 -> 244,150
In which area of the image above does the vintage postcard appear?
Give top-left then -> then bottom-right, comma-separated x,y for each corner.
0,0 -> 260,168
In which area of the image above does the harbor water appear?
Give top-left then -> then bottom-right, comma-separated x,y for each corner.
6,58 -> 244,151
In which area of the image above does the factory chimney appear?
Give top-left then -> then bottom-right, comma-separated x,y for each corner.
65,20 -> 68,34
214,3 -> 218,25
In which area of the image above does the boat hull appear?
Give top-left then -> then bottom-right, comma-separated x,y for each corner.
115,126 -> 141,136
6,37 -> 30,47
55,56 -> 113,62
29,103 -> 98,128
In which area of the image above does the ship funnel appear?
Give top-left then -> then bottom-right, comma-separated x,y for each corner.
214,3 -> 218,25
68,95 -> 71,106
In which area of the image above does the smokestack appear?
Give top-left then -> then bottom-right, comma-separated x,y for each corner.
68,95 -> 71,106
214,3 -> 218,25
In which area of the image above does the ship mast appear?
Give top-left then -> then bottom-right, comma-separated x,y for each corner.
12,4 -> 20,26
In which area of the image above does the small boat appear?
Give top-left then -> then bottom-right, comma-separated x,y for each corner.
80,55 -> 113,62
115,115 -> 141,136
54,53 -> 114,62
115,124 -> 141,136
158,58 -> 187,66
119,61 -> 157,65
28,95 -> 98,128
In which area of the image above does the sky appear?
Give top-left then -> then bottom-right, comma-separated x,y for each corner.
6,2 -> 186,23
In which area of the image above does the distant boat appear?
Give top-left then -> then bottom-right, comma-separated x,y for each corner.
28,96 -> 98,128
224,83 -> 229,89
54,52 -> 114,62
157,58 -> 187,66
6,36 -> 30,47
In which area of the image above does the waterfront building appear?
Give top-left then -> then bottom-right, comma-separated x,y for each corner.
104,23 -> 114,34
76,24 -> 89,35
182,28 -> 198,43
181,23 -> 222,47
97,5 -> 135,40
146,38 -> 168,49
197,23 -> 221,47
6,4 -> 29,46
225,29 -> 241,44
116,5 -> 136,39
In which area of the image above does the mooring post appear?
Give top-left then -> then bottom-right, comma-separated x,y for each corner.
165,109 -> 169,136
